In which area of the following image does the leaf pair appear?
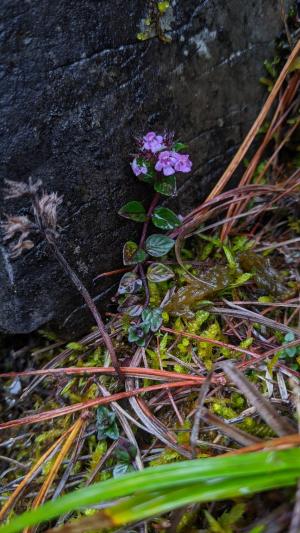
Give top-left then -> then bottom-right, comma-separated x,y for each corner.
128,307 -> 163,346
123,235 -> 175,265
119,202 -> 180,230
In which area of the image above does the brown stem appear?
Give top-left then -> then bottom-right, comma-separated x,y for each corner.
139,263 -> 150,307
138,191 -> 160,249
47,236 -> 121,375
137,191 -> 160,307
31,192 -> 121,375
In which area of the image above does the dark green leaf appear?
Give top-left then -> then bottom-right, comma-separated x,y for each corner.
128,322 -> 150,345
96,407 -> 119,441
145,234 -> 175,258
173,142 -> 188,152
118,272 -> 142,294
115,441 -> 137,463
147,263 -> 175,283
123,241 -> 148,265
154,175 -> 177,196
152,207 -> 181,230
118,201 -> 147,222
137,159 -> 155,184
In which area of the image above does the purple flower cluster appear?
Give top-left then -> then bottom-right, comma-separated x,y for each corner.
131,131 -> 192,178
142,132 -> 164,153
155,151 -> 192,176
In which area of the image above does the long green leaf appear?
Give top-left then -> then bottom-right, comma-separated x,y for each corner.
1,449 -> 300,533
108,471 -> 299,526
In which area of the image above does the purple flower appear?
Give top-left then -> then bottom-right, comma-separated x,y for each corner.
142,132 -> 164,153
173,153 -> 192,173
155,150 -> 177,176
131,158 -> 148,177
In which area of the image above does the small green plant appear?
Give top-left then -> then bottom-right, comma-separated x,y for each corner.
118,130 -> 192,346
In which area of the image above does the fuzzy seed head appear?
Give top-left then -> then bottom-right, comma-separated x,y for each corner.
37,192 -> 63,230
4,178 -> 42,200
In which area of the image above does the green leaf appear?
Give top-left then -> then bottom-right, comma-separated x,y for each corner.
4,448 -> 300,533
118,272 -> 142,294
223,245 -> 237,268
147,263 -> 175,283
173,142 -> 188,152
157,1 -> 170,14
118,201 -> 147,222
123,241 -> 147,265
128,322 -> 150,345
285,347 -> 297,357
154,175 -> 177,196
136,159 -> 155,184
114,440 -> 137,463
145,234 -> 175,257
152,207 -> 181,230
285,332 -> 295,343
96,407 -> 119,441
203,510 -> 223,533
142,307 -> 163,332
113,462 -> 132,478
66,342 -> 85,352
230,272 -> 253,288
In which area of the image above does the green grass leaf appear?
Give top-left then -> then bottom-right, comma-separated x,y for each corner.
2,448 -> 300,533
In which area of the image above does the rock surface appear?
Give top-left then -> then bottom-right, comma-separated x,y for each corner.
0,0 -> 288,336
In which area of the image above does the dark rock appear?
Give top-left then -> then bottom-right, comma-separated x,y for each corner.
0,0 -> 288,337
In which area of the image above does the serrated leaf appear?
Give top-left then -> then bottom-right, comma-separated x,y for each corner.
118,272 -> 142,294
145,234 -> 175,257
154,175 -> 177,196
147,263 -> 175,282
118,201 -> 147,222
152,207 -> 181,230
123,241 -> 148,265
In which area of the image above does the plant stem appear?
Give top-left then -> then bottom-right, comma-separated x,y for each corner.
139,264 -> 150,307
137,192 -> 160,307
31,193 -> 121,376
138,192 -> 160,249
48,237 -> 120,373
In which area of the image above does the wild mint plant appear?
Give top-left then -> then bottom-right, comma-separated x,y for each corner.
118,131 -> 192,346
